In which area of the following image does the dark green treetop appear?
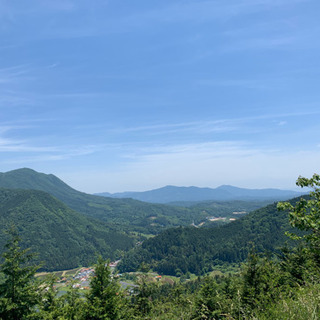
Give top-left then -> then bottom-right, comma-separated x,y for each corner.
85,256 -> 123,320
0,227 -> 40,320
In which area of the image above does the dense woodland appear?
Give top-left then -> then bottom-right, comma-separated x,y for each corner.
118,198 -> 300,276
0,174 -> 320,319
0,169 -> 286,235
0,188 -> 134,271
0,169 -> 284,272
0,169 -> 320,319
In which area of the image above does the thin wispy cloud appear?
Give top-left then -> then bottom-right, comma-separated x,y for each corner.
222,36 -> 296,52
0,0 -> 318,192
0,0 -> 307,40
111,120 -> 235,135
0,138 -> 56,153
1,145 -> 101,164
125,140 -> 259,159
109,111 -> 320,137
0,0 -> 76,17
84,141 -> 320,193
120,0 -> 308,26
196,79 -> 269,90
0,64 -> 31,83
0,93 -> 34,107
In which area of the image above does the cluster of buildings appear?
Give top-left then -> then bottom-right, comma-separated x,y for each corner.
73,267 -> 95,289
71,261 -> 120,289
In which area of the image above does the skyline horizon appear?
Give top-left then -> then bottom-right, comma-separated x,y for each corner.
1,1 -> 319,193
1,167 -> 307,194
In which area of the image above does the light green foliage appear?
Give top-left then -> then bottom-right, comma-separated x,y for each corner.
278,174 -> 320,246
256,283 -> 320,320
191,277 -> 223,320
278,173 -> 320,277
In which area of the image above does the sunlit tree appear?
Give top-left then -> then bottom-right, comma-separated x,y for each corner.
0,227 -> 40,319
84,256 -> 122,320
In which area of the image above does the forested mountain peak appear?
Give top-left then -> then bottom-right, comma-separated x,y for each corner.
0,168 -> 303,237
0,168 -> 82,197
0,168 -> 239,234
0,188 -> 134,271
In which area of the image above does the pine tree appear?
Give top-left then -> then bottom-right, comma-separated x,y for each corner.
84,256 -> 122,320
0,227 -> 40,320
60,280 -> 84,320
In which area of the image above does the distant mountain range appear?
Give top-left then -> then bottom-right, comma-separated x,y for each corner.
95,185 -> 304,204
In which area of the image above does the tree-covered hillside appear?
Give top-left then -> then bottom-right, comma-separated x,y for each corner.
118,198 -> 302,276
0,169 -> 193,233
0,188 -> 134,271
0,175 -> 319,320
0,174 -> 320,320
0,168 -> 272,234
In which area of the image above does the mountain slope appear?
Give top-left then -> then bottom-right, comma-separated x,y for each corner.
0,188 -> 134,271
0,169 -> 195,233
0,168 -> 268,234
0,168 -> 298,236
0,168 -> 78,197
118,198 -> 302,276
96,185 -> 303,204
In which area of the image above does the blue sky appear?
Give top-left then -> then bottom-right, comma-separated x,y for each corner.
1,0 -> 320,193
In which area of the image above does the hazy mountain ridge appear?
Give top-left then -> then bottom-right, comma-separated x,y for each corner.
96,184 -> 304,204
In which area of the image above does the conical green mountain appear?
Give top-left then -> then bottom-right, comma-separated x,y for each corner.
0,168 -> 114,220
0,188 -> 134,271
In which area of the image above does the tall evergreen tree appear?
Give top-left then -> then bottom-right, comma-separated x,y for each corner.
60,280 -> 84,320
84,256 -> 122,320
0,227 -> 40,320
